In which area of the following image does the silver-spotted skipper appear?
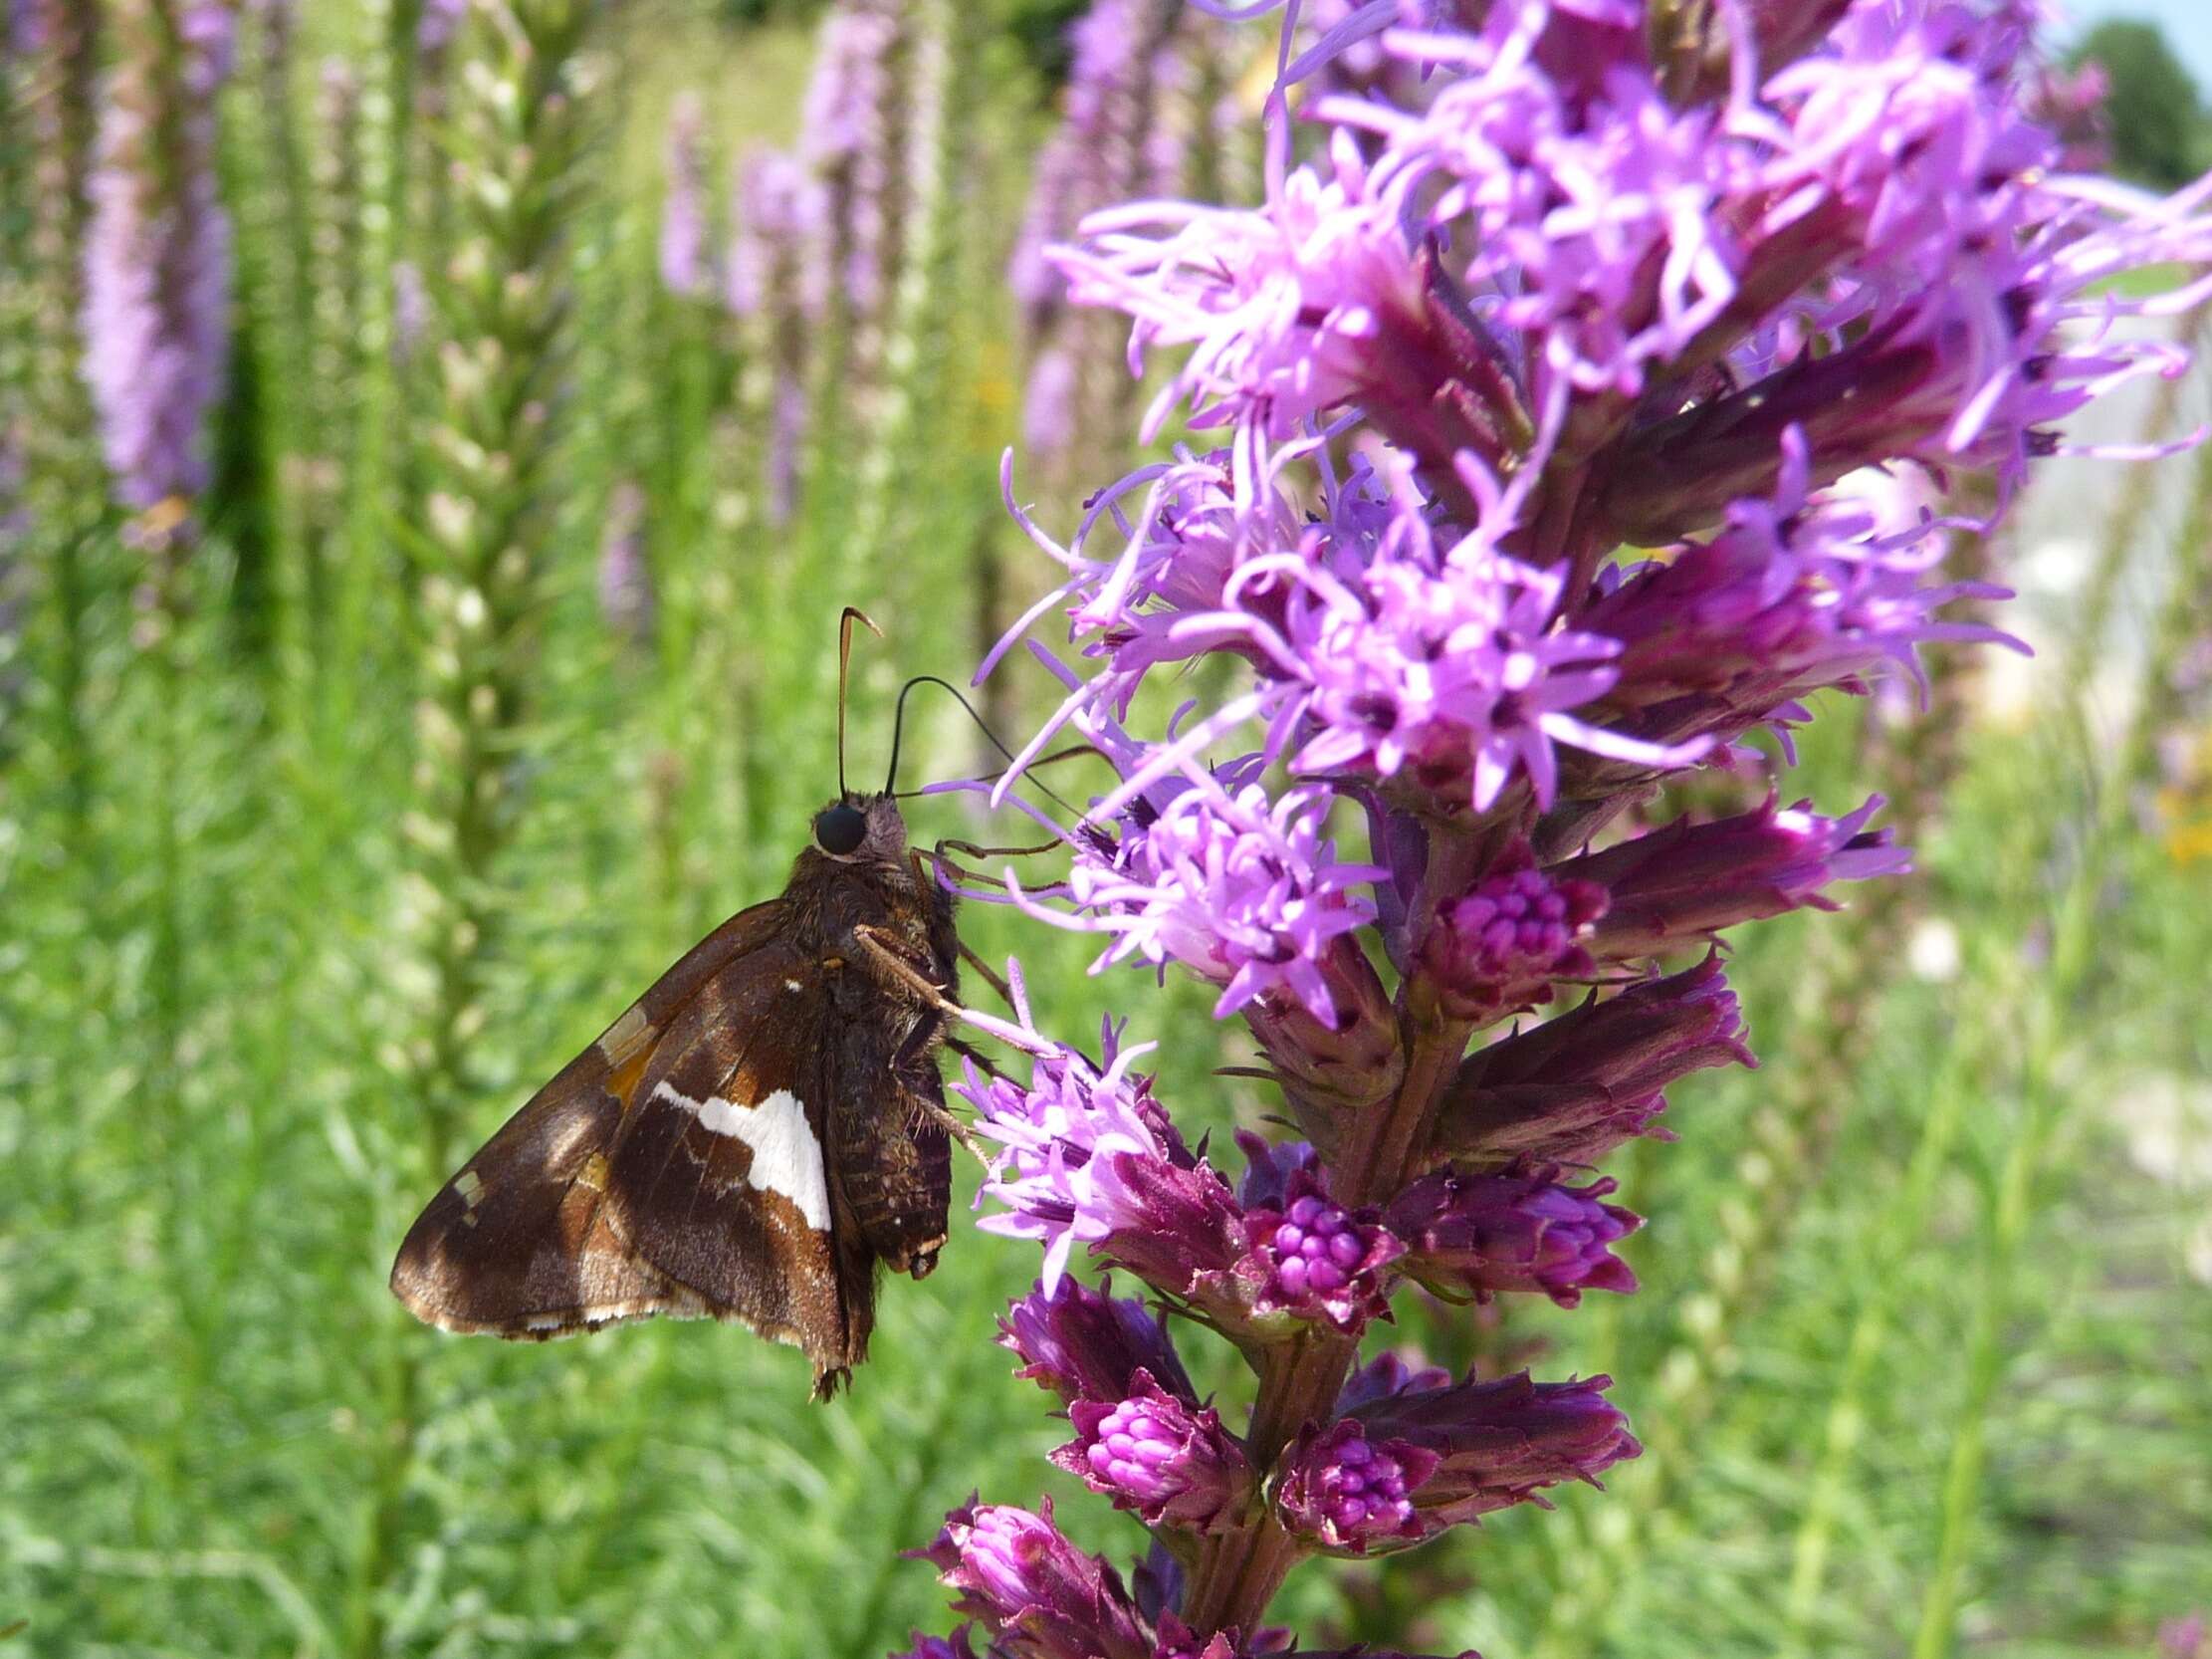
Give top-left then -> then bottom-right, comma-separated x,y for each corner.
390,614 -> 965,1398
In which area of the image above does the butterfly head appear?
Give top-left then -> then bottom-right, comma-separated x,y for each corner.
811,794 -> 907,863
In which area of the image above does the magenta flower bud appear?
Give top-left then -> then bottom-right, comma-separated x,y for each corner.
1337,1350 -> 1452,1413
1350,1370 -> 1641,1528
919,1498 -> 1152,1659
1273,1418 -> 1440,1555
1236,1170 -> 1403,1335
888,1630 -> 979,1659
998,1276 -> 1193,1407
1561,796 -> 1908,963
1280,1370 -> 1638,1551
1388,1167 -> 1641,1307
1052,1370 -> 1251,1533
1419,852 -> 1608,1023
1434,953 -> 1754,1165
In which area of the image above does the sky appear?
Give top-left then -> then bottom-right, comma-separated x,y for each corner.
2063,0 -> 2212,88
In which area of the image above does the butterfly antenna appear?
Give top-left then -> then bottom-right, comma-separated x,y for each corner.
883,674 -> 1083,821
837,607 -> 883,799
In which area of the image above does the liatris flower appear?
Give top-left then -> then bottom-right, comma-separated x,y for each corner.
919,1499 -> 1153,1659
957,1019 -> 1245,1297
416,0 -> 466,54
1235,1171 -> 1401,1333
1000,1275 -> 1195,1405
659,92 -> 709,299
906,3 -> 2212,1652
1011,0 -> 1240,473
1566,796 -> 1909,961
1272,1418 -> 1436,1553
1417,851 -> 1607,1022
799,0 -> 904,358
1389,1167 -> 1641,1307
1433,953 -> 1754,1166
727,147 -> 826,529
1290,1370 -> 1640,1541
1051,1372 -> 1250,1530
81,0 -> 235,514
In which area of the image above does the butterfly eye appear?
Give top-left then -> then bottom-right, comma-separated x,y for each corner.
813,803 -> 868,856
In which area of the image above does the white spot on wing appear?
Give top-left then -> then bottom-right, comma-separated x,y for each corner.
652,1081 -> 829,1231
597,1002 -> 652,1066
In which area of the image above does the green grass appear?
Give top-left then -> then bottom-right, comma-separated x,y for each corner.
3,5 -> 2210,1657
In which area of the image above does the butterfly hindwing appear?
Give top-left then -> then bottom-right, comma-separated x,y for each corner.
388,900 -> 785,1338
599,947 -> 856,1387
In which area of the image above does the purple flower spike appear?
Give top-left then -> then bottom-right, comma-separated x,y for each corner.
1274,1419 -> 1439,1555
1053,1370 -> 1251,1533
1388,1167 -> 1642,1308
998,1276 -> 1194,1407
1566,797 -> 1909,963
1419,853 -> 1608,1022
1344,1370 -> 1642,1529
82,1 -> 236,513
1435,953 -> 1754,1166
921,1498 -> 1153,1659
658,92 -> 709,298
1236,1168 -> 1402,1334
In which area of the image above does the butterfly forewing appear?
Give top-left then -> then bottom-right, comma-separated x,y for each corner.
388,899 -> 784,1338
600,947 -> 853,1378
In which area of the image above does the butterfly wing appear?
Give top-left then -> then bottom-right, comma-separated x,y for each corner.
388,899 -> 787,1339
595,944 -> 861,1392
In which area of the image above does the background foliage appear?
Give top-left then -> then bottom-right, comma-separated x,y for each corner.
2,3 -> 2208,1657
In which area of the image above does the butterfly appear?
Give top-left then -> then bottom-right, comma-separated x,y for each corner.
390,615 -> 974,1398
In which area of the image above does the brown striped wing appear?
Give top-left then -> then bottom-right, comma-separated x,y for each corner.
388,897 -> 795,1342
594,942 -> 863,1392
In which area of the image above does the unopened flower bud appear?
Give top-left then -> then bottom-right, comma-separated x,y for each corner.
1052,1371 -> 1251,1533
997,1276 -> 1193,1407
917,1498 -> 1151,1659
1433,954 -> 1752,1165
1419,854 -> 1607,1023
1389,1166 -> 1640,1307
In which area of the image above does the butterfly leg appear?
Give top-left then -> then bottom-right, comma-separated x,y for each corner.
945,1036 -> 1017,1087
953,939 -> 1017,1013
